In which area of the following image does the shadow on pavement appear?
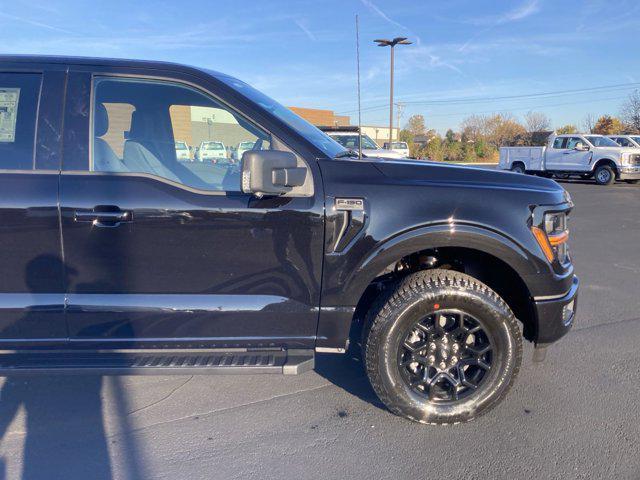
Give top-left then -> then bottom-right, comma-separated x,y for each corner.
0,376 -> 144,480
314,351 -> 386,411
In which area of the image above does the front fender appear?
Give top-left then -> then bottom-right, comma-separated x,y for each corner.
590,155 -> 620,171
316,223 -> 547,349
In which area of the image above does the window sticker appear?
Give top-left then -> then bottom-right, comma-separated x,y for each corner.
0,88 -> 20,143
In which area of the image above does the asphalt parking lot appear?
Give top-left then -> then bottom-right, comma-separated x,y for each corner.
0,177 -> 638,480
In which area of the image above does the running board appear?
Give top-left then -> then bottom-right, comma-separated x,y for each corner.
0,349 -> 314,376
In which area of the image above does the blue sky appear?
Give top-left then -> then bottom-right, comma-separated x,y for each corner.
2,0 -> 640,133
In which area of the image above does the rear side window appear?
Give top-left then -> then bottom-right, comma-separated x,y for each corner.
0,73 -> 41,170
552,137 -> 567,149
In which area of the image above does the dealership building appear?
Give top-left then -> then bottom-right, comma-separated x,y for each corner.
289,106 -> 399,145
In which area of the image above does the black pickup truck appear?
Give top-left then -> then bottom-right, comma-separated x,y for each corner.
0,56 -> 578,424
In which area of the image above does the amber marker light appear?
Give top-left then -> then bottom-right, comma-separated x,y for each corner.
531,226 -> 555,262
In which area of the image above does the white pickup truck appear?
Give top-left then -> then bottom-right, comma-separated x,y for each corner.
499,133 -> 640,185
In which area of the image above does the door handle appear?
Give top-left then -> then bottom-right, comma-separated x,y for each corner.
74,207 -> 133,227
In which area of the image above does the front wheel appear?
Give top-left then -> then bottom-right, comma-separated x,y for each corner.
364,269 -> 522,424
594,165 -> 615,185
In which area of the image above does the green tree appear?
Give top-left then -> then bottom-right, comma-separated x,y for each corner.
423,135 -> 444,161
445,129 -> 456,144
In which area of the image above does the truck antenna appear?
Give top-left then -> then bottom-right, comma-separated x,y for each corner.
356,14 -> 363,160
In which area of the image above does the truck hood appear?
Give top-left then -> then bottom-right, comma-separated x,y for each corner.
370,158 -> 564,195
592,147 -> 625,157
363,148 -> 406,159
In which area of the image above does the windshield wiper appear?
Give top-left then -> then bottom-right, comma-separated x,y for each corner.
334,149 -> 360,159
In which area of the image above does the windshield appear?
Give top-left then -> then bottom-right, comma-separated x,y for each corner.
391,142 -> 407,149
214,74 -> 345,158
585,136 -> 619,147
330,134 -> 379,150
631,137 -> 640,146
175,142 -> 188,150
239,142 -> 254,149
203,142 -> 224,150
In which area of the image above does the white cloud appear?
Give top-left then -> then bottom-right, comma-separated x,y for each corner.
359,0 -> 409,32
469,0 -> 540,27
293,19 -> 317,42
0,11 -> 78,35
459,0 -> 540,52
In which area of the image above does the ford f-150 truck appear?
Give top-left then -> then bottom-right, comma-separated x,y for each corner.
0,56 -> 578,424
499,133 -> 640,185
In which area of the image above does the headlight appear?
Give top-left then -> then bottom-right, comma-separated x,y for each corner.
531,212 -> 570,264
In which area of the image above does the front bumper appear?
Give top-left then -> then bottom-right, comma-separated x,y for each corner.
533,275 -> 579,345
618,166 -> 640,180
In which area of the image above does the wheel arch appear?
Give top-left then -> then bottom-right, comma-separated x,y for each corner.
345,225 -> 541,344
592,158 -> 619,176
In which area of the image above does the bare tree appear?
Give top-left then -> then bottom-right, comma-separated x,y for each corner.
620,89 -> 640,133
523,111 -> 551,132
582,113 -> 597,134
460,113 -> 526,147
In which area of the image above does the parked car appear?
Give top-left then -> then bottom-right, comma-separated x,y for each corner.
499,133 -> 640,185
383,141 -> 410,157
0,55 -> 578,425
608,134 -> 640,148
175,140 -> 191,161
235,140 -> 255,161
198,141 -> 227,163
319,127 -> 406,159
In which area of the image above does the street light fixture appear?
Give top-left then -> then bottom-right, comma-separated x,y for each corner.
374,37 -> 412,149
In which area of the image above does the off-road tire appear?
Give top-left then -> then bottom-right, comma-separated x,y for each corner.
364,269 -> 522,425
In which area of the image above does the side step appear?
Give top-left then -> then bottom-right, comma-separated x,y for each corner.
0,349 -> 314,376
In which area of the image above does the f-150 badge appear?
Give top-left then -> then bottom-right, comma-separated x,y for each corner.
335,198 -> 364,211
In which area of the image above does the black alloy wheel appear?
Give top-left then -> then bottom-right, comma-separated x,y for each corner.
398,309 -> 492,402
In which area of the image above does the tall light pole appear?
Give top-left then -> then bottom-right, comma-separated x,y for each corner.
374,37 -> 412,149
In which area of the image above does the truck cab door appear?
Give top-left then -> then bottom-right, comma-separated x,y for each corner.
544,136 -> 568,170
0,67 -> 67,343
58,69 -> 324,349
564,137 -> 592,171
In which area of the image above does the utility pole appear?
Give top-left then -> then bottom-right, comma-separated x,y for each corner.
374,37 -> 412,149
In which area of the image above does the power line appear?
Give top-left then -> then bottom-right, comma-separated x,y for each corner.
337,82 -> 640,115
362,94 -> 629,123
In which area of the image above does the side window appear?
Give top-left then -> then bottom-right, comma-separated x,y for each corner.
92,77 -> 273,192
0,73 -> 42,170
552,137 -> 567,149
618,138 -> 630,147
565,137 -> 582,149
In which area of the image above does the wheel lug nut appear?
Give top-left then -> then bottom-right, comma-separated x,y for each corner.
452,343 -> 459,351
429,342 -> 436,351
441,351 -> 448,359
439,362 -> 447,370
427,355 -> 435,365
451,356 -> 458,364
